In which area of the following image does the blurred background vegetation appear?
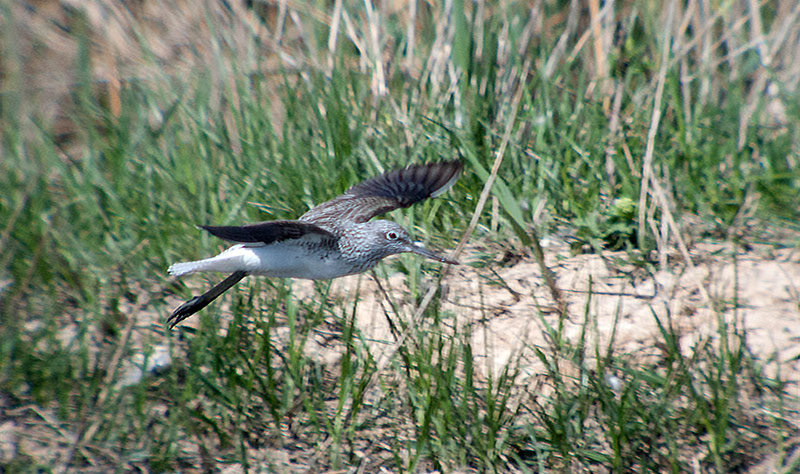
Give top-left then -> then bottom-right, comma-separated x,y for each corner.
1,0 -> 799,472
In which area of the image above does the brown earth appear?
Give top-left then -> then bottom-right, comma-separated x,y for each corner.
292,240 -> 800,387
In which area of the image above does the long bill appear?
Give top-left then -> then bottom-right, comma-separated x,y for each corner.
407,243 -> 459,265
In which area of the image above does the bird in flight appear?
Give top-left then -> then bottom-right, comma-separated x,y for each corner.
167,160 -> 463,328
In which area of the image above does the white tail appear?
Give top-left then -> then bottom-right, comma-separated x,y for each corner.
168,261 -> 206,276
168,245 -> 256,276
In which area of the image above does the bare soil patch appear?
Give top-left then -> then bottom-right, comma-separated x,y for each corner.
310,240 -> 800,386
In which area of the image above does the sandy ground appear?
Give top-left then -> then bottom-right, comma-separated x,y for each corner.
293,240 -> 800,388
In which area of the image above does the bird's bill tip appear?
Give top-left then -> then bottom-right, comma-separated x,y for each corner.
407,244 -> 459,265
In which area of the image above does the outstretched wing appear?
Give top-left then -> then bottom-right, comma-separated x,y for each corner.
199,220 -> 336,244
299,160 -> 462,228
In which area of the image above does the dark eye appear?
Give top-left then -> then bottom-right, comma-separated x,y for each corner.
386,231 -> 399,240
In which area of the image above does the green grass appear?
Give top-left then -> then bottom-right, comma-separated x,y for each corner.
2,0 -> 800,472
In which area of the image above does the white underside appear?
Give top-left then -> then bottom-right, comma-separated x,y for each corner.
168,243 -> 355,280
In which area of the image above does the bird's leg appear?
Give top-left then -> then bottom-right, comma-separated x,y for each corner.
167,271 -> 248,329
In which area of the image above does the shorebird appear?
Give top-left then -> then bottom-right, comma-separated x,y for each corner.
167,160 -> 463,328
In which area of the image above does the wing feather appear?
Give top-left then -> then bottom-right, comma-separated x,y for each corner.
199,220 -> 336,244
300,160 -> 462,227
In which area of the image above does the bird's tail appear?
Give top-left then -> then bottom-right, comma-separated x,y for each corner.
168,261 -> 204,276
168,245 -> 251,276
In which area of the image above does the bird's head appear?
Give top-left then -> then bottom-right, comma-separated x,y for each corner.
352,220 -> 459,267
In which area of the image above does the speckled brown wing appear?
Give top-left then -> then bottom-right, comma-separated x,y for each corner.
199,220 -> 336,244
299,160 -> 463,228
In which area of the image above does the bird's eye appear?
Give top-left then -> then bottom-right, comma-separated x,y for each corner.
386,231 -> 399,240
